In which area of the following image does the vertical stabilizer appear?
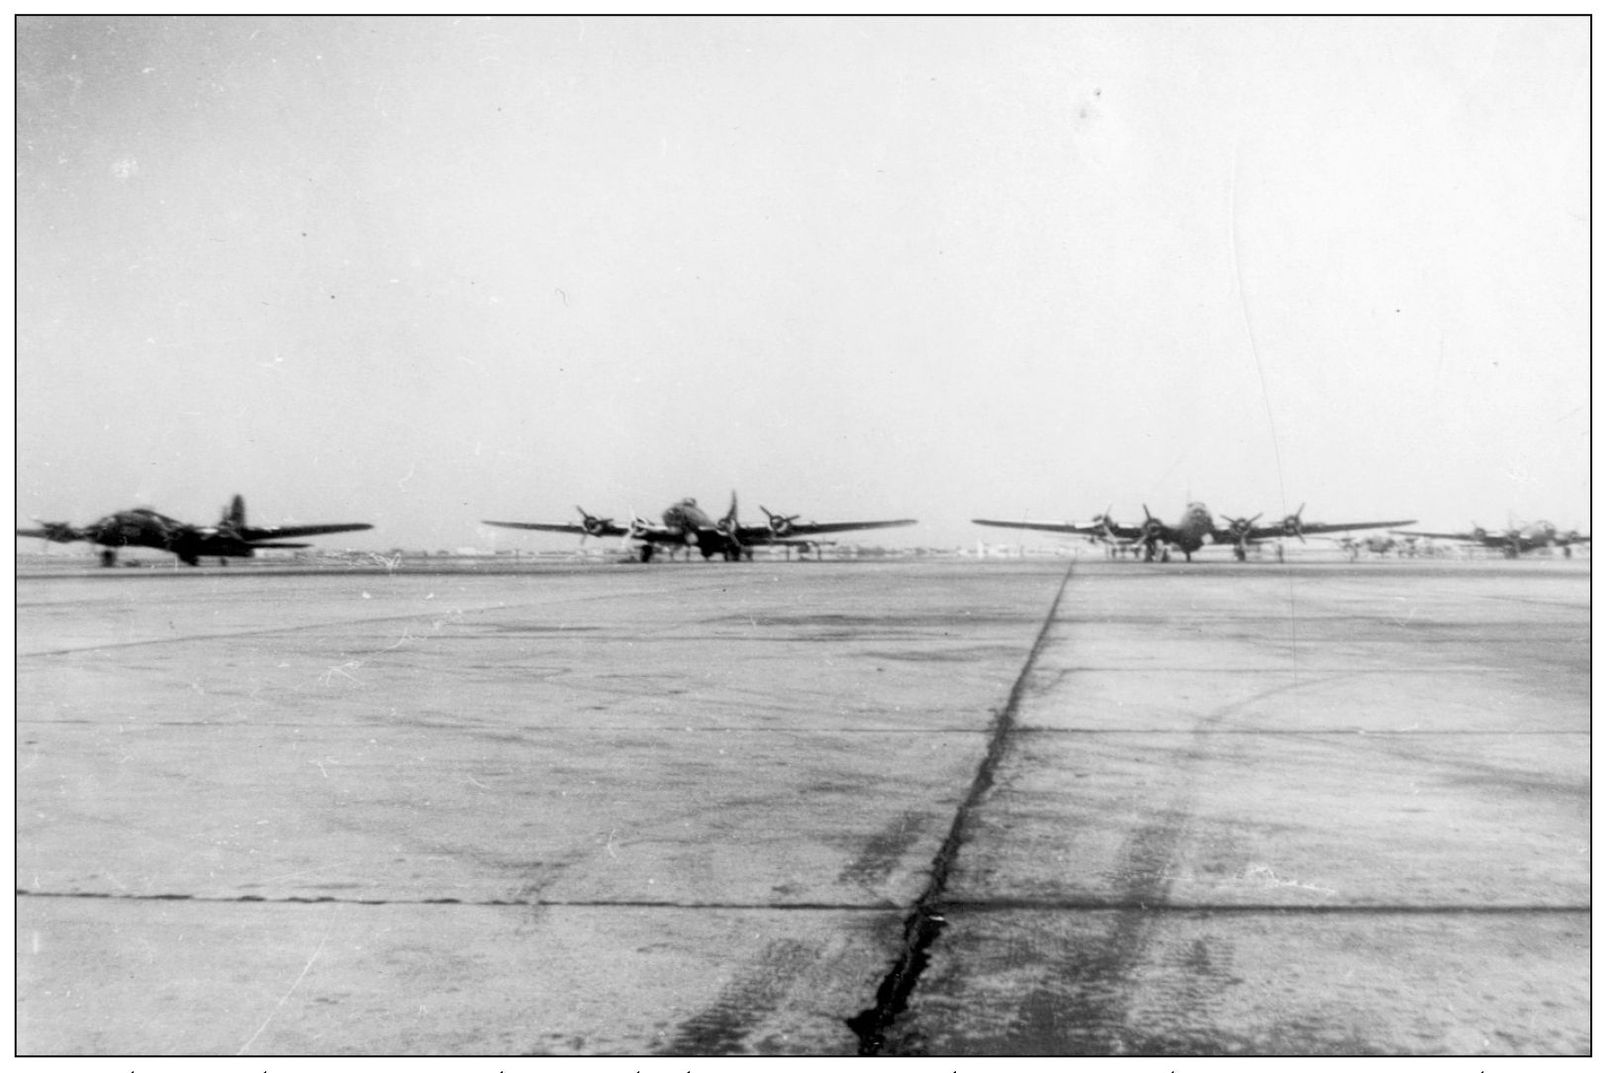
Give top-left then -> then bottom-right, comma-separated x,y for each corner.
224,494 -> 246,530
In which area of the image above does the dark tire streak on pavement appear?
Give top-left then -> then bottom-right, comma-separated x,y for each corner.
970,620 -> 1345,1053
846,562 -> 1075,1055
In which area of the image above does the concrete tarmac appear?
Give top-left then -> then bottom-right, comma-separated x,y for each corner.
14,558 -> 1590,1055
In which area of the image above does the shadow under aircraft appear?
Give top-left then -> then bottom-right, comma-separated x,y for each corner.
17,494 -> 374,567
973,502 -> 1416,562
485,492 -> 916,562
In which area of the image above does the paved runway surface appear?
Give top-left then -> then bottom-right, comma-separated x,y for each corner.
15,558 -> 1590,1056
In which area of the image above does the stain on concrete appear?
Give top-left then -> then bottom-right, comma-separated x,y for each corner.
658,938 -> 819,1055
837,810 -> 930,891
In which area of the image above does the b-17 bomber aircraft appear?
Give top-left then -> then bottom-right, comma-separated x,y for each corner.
1391,521 -> 1590,558
485,492 -> 916,562
974,502 -> 1222,562
974,502 -> 1417,562
17,495 -> 373,567
1211,504 -> 1418,561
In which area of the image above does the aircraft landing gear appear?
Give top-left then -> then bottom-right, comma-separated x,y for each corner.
639,544 -> 656,563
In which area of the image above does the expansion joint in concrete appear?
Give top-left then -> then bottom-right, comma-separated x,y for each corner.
14,890 -> 903,911
846,562 -> 1075,1056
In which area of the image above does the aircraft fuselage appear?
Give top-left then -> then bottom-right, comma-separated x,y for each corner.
653,498 -> 747,560
1143,502 -> 1216,562
81,510 -> 260,565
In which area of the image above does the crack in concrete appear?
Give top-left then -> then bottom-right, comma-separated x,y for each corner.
846,562 -> 1075,1055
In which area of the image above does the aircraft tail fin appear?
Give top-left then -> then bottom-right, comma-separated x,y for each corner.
223,495 -> 246,530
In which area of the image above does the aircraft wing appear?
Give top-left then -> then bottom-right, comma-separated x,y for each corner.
1247,518 -> 1418,540
16,524 -> 88,543
772,519 -> 917,538
243,523 -> 375,542
483,520 -> 630,538
971,518 -> 1111,536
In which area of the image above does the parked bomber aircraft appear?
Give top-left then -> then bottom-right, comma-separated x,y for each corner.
973,502 -> 1417,562
16,495 -> 373,567
1391,521 -> 1590,558
1211,504 -> 1418,561
1341,534 -> 1417,560
484,493 -> 916,562
974,502 -> 1221,562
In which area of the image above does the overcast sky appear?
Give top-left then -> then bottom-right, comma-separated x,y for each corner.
15,16 -> 1591,552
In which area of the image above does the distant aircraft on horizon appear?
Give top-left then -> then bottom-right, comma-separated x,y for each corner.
16,495 -> 374,567
973,502 -> 1417,562
484,492 -> 917,562
1391,521 -> 1590,559
1340,534 -> 1417,560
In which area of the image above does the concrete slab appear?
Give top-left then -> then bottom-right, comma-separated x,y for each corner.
16,562 -> 1062,1055
15,559 -> 1591,1056
18,898 -> 899,1056
889,909 -> 1589,1056
890,561 -> 1590,1055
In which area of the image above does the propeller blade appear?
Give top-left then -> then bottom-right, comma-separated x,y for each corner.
1282,503 -> 1307,540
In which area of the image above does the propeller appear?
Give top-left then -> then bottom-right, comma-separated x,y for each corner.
1220,512 -> 1263,560
760,505 -> 801,537
1131,503 -> 1165,558
575,506 -> 615,542
717,491 -> 746,557
1280,503 -> 1308,541
1081,505 -> 1122,552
